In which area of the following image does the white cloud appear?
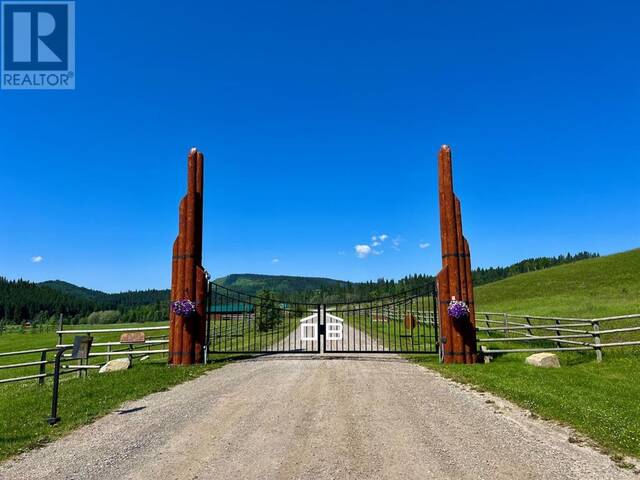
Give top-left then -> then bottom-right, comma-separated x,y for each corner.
354,233 -> 397,258
31,256 -> 43,263
419,242 -> 430,249
271,258 -> 280,264
337,250 -> 346,256
355,244 -> 372,258
391,236 -> 402,251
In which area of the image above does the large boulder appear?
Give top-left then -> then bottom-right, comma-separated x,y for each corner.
98,358 -> 131,374
525,352 -> 560,368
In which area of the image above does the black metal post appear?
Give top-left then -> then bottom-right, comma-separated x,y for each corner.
203,281 -> 211,364
48,346 -> 72,425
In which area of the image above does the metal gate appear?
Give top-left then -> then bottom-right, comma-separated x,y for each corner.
322,284 -> 438,353
206,283 -> 438,355
207,283 -> 321,354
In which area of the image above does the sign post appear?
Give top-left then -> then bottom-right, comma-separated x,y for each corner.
48,335 -> 93,425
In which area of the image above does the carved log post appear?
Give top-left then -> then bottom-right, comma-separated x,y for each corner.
194,151 -> 207,364
437,145 -> 477,364
169,148 -> 207,365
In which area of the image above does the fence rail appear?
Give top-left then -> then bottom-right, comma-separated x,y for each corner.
0,324 -> 169,385
0,347 -> 91,385
476,312 -> 640,362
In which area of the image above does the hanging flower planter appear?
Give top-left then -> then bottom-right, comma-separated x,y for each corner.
447,300 -> 470,320
171,299 -> 197,317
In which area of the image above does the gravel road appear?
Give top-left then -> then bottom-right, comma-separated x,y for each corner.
0,355 -> 635,480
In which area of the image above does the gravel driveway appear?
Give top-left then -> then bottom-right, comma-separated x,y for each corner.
0,355 -> 634,480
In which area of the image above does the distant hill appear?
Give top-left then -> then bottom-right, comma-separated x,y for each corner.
472,251 -> 599,286
39,280 -> 111,303
0,249 -> 611,323
0,278 -> 99,322
41,280 -> 170,309
215,273 -> 350,296
475,249 -> 640,318
0,278 -> 170,324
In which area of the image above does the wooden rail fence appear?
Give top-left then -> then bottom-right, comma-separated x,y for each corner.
0,324 -> 169,385
476,312 -> 640,362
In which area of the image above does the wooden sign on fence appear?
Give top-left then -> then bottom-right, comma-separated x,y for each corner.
120,332 -> 146,344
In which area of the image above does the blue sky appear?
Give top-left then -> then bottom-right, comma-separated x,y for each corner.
1,0 -> 639,292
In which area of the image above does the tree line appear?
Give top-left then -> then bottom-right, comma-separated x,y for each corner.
283,252 -> 600,303
0,277 -> 169,325
0,251 -> 599,324
471,251 -> 599,286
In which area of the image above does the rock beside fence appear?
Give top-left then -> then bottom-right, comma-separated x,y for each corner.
99,358 -> 131,374
525,352 -> 560,368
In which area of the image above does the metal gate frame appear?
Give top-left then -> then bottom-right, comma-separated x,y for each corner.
206,282 -> 439,355
206,283 -> 321,354
322,284 -> 439,354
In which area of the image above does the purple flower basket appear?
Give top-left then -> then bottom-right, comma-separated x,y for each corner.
447,300 -> 470,320
171,299 -> 197,317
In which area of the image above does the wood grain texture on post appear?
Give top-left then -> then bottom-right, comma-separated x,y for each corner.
436,145 -> 478,364
169,148 -> 207,365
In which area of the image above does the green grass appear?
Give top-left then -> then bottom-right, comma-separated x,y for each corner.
0,322 -> 170,381
341,315 -> 437,352
408,249 -> 640,460
0,318 -> 291,460
0,322 -> 245,461
409,352 -> 640,460
0,356 -> 235,461
210,315 -> 301,352
474,248 -> 640,318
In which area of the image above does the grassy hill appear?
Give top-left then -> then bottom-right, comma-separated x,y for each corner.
215,273 -> 349,296
40,280 -> 112,302
41,280 -> 169,308
475,248 -> 640,318
2,250 -> 629,322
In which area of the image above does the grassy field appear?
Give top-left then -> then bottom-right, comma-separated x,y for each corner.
412,249 -> 640,461
0,357 -> 234,461
0,322 -> 244,461
0,322 -> 170,381
340,315 -> 437,352
410,352 -> 640,461
210,315 -> 301,352
474,248 -> 640,318
2,250 -> 638,462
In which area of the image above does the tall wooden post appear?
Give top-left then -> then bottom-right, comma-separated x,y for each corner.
437,145 -> 477,364
169,148 -> 208,365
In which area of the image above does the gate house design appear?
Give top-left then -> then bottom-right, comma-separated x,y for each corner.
206,282 -> 438,354
170,145 -> 477,363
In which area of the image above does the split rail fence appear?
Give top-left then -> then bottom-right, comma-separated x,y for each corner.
0,324 -> 169,385
476,312 -> 640,362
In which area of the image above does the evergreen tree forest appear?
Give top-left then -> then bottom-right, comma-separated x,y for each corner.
0,251 -> 599,324
471,251 -> 599,286
284,252 -> 600,303
0,277 -> 169,325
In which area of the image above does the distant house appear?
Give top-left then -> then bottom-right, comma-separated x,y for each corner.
208,303 -> 255,322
